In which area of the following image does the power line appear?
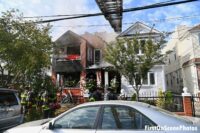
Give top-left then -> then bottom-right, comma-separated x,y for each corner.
34,0 -> 199,23
51,14 -> 200,28
22,0 -> 178,19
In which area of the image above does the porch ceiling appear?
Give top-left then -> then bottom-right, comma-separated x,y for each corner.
95,0 -> 123,32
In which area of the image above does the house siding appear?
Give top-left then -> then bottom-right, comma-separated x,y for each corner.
121,65 -> 165,97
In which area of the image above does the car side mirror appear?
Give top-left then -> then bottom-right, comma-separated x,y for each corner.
49,122 -> 54,130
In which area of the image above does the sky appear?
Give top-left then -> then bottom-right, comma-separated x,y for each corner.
0,0 -> 200,41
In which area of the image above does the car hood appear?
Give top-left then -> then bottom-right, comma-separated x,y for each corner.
5,118 -> 52,133
182,116 -> 200,126
5,126 -> 43,133
16,118 -> 52,127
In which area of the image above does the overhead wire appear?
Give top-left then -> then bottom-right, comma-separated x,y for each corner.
31,0 -> 200,23
22,0 -> 179,19
51,13 -> 200,28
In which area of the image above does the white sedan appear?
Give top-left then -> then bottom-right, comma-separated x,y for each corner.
4,101 -> 200,133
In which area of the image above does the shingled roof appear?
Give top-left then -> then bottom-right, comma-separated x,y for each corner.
189,24 -> 200,31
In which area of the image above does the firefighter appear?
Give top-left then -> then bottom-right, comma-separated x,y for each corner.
42,90 -> 50,118
20,89 -> 28,114
26,88 -> 38,121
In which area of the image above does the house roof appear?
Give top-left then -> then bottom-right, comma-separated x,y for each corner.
81,32 -> 106,49
189,24 -> 200,31
118,21 -> 162,37
55,30 -> 84,47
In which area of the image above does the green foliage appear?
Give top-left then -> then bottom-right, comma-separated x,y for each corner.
156,89 -> 173,109
0,10 -> 52,88
105,38 -> 163,98
65,80 -> 77,87
131,93 -> 137,101
85,79 -> 97,92
165,90 -> 173,105
156,89 -> 165,109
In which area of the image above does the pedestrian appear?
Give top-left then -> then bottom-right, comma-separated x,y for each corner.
106,87 -> 117,100
26,88 -> 37,121
91,87 -> 102,101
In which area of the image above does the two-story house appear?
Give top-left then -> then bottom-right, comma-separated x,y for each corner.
52,30 -> 119,101
163,24 -> 200,95
118,22 -> 166,97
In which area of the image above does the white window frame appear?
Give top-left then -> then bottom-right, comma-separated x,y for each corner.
138,39 -> 145,55
149,72 -> 156,85
132,72 -> 156,86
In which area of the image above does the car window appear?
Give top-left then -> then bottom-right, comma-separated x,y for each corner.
101,106 -> 156,130
54,106 -> 100,129
0,92 -> 18,106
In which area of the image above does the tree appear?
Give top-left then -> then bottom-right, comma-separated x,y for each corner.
0,10 -> 53,89
105,37 -> 163,100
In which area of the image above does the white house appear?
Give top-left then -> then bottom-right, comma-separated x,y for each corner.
163,24 -> 200,95
118,22 -> 166,97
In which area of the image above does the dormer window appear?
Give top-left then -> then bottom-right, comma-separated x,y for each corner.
94,49 -> 101,64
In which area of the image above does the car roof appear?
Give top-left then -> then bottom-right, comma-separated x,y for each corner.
74,100 -> 193,126
0,88 -> 18,92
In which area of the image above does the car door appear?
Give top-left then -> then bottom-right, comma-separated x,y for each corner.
96,105 -> 165,133
41,105 -> 100,133
0,91 -> 21,129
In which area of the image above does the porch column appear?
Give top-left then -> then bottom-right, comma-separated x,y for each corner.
104,71 -> 109,100
96,70 -> 102,86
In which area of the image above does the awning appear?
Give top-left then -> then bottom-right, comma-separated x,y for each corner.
95,0 -> 123,32
54,60 -> 82,73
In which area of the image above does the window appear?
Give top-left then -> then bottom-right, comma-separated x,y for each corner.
149,73 -> 155,85
142,75 -> 148,85
174,53 -> 176,60
0,92 -> 18,106
101,106 -> 156,130
54,106 -> 99,129
87,48 -> 93,62
133,72 -> 155,85
140,40 -> 145,54
67,46 -> 80,55
198,33 -> 200,44
94,49 -> 101,64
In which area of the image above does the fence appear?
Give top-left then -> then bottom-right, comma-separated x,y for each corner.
125,94 -> 184,112
138,95 -> 183,112
191,94 -> 200,117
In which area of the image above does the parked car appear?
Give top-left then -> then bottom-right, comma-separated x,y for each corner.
4,101 -> 200,133
0,88 -> 24,131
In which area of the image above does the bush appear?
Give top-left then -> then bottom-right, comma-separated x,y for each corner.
131,93 -> 137,101
156,89 -> 165,109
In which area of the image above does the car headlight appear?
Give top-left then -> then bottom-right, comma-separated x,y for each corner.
3,130 -> 9,133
